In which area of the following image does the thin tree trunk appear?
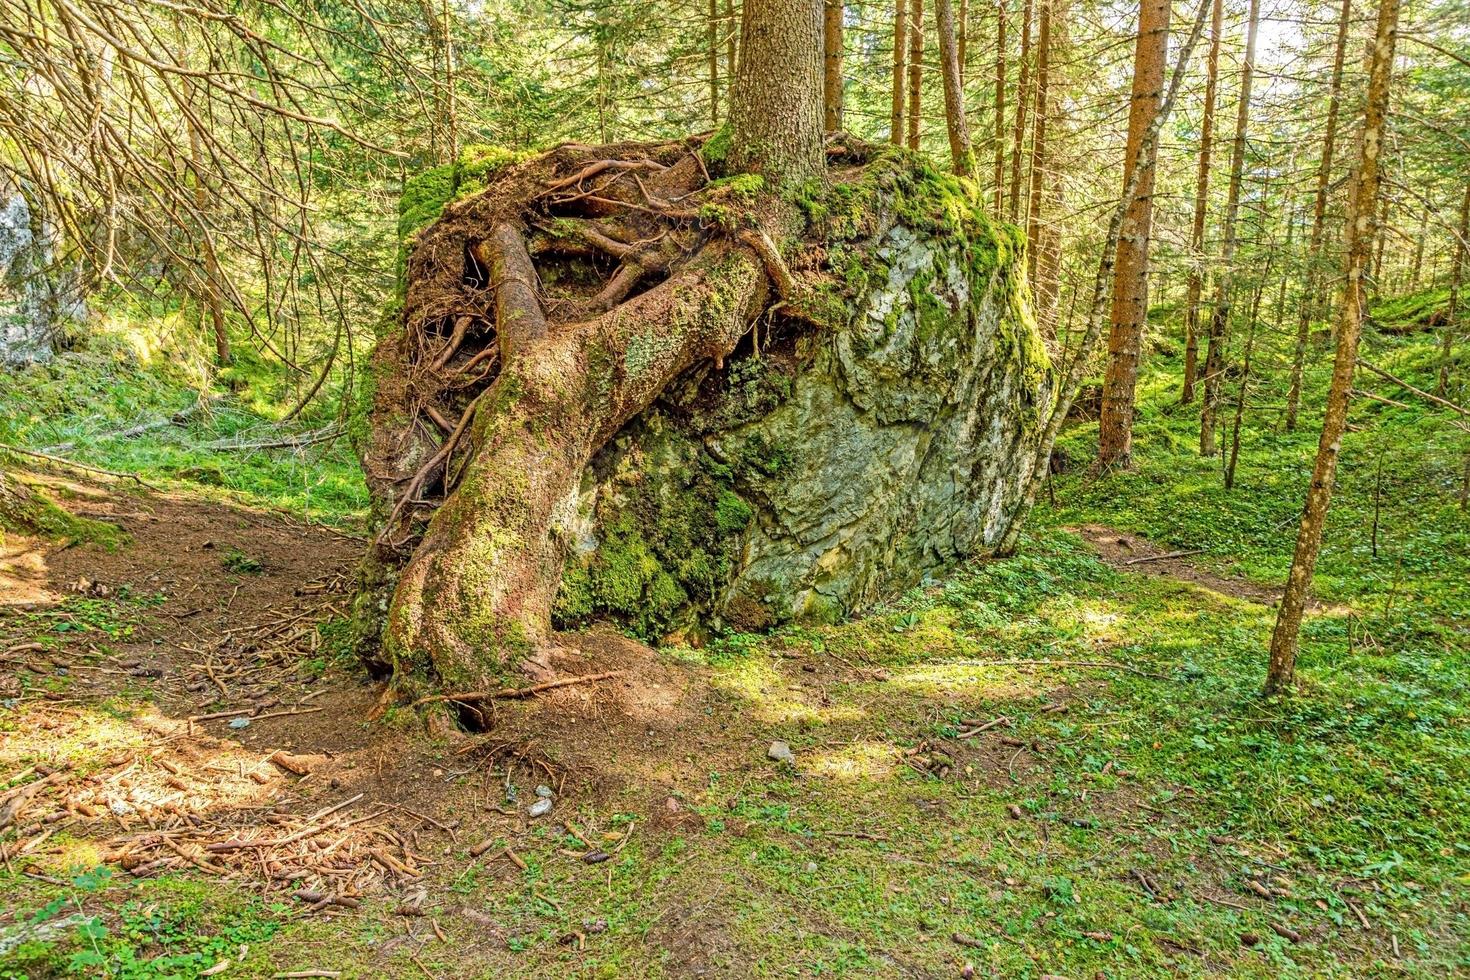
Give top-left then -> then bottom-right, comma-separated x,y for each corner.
1410,206 -> 1427,288
935,0 -> 974,174
1285,0 -> 1351,430
727,0 -> 825,187
1007,0 -> 1032,222
1096,0 -> 1170,469
726,0 -> 738,81
996,0 -> 1211,556
892,0 -> 908,144
1181,0 -> 1221,405
958,0 -> 969,87
709,0 -> 722,126
1024,0 -> 1052,282
824,1 -> 844,130
1200,0 -> 1261,456
1439,181 -> 1469,395
993,0 -> 1007,216
1265,0 -> 1400,696
908,0 -> 925,150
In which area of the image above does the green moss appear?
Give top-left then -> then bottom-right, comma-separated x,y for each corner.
701,125 -> 733,169
552,424 -> 754,640
452,144 -> 528,198
396,163 -> 456,246
0,475 -> 129,550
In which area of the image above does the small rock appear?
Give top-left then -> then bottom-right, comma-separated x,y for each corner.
767,741 -> 795,764
804,862 -> 818,874
534,785 -> 554,799
583,918 -> 608,934
528,797 -> 553,818
582,850 -> 611,864
228,717 -> 251,729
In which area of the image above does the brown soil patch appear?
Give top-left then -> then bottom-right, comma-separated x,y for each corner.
1074,523 -> 1285,605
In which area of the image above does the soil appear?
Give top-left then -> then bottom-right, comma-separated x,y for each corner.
1074,523 -> 1286,605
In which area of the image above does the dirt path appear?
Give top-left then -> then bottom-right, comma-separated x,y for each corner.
1073,523 -> 1285,605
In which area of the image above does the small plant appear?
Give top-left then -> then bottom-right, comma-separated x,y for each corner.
221,548 -> 263,574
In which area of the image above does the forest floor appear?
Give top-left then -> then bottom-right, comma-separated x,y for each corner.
1,312 -> 1467,978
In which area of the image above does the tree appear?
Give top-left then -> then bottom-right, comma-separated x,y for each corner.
993,0 -> 1008,216
935,0 -> 975,175
728,0 -> 826,186
1200,0 -> 1262,456
1285,0 -> 1352,431
1265,0 -> 1402,696
908,0 -> 926,150
893,0 -> 909,143
1438,180 -> 1468,396
1007,0 -> 1033,221
1180,0 -> 1222,405
1024,0 -> 1053,283
1096,0 -> 1170,469
997,0 -> 1211,555
824,2 -> 845,130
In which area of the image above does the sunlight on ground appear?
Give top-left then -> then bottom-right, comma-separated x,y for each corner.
804,740 -> 901,782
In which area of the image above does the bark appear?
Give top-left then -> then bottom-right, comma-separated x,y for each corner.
1096,0 -> 1170,470
1285,0 -> 1351,431
892,0 -> 909,144
824,2 -> 844,131
907,0 -> 925,151
1437,181 -> 1469,396
709,0 -> 721,126
1007,0 -> 1033,223
726,0 -> 738,80
1265,0 -> 1400,696
1180,0 -> 1222,405
958,0 -> 969,86
996,0 -> 1210,555
993,0 -> 1007,216
935,0 -> 974,175
727,0 -> 825,187
1024,0 -> 1052,282
1200,0 -> 1260,456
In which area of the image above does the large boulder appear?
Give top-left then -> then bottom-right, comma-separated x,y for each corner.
552,206 -> 1052,639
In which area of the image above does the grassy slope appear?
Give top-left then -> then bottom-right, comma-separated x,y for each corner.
2,300 -> 1467,977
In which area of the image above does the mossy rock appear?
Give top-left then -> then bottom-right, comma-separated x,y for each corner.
0,471 -> 128,550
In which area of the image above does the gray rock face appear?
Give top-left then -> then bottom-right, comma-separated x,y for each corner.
0,179 -> 84,366
553,217 -> 1053,637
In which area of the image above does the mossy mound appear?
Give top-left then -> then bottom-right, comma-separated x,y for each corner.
0,471 -> 128,549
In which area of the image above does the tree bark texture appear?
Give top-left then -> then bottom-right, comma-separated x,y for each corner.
1007,0 -> 1032,222
935,0 -> 974,175
993,0 -> 1007,217
907,0 -> 925,151
728,0 -> 825,188
1096,0 -> 1169,469
892,0 -> 909,144
824,1 -> 844,131
1265,0 -> 1400,696
1024,0 -> 1052,282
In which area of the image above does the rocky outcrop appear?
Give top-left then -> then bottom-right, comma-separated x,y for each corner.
553,210 -> 1052,639
0,179 -> 84,366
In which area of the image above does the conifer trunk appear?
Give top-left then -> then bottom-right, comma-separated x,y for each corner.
1436,180 -> 1468,396
1181,0 -> 1221,405
1007,0 -> 1032,222
935,0 -> 974,175
1096,0 -> 1169,469
1266,0 -> 1400,696
1286,0 -> 1351,430
727,0 -> 825,187
1200,0 -> 1260,456
907,0 -> 925,150
993,0 -> 1007,217
1024,0 -> 1052,283
824,1 -> 844,130
892,0 -> 909,143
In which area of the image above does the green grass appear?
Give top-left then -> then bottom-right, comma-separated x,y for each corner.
0,300 -> 368,526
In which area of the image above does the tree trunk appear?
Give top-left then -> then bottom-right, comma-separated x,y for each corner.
1007,0 -> 1032,222
1180,0 -> 1221,405
935,0 -> 974,175
1199,0 -> 1260,456
907,0 -> 925,150
727,0 -> 825,187
1024,0 -> 1052,282
996,0 -> 1210,555
892,0 -> 908,144
993,0 -> 1007,217
1265,0 -> 1400,696
709,0 -> 722,127
958,0 -> 969,86
1439,181 -> 1469,395
1096,0 -> 1169,470
726,0 -> 738,80
1285,0 -> 1351,431
824,1 -> 844,130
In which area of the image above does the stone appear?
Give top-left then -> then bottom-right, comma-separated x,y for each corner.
768,741 -> 795,764
534,785 -> 554,799
527,797 -> 552,818
553,215 -> 1051,637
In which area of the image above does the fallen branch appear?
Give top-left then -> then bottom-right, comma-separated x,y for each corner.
1123,549 -> 1206,565
410,670 -> 625,709
0,444 -> 158,489
1356,358 -> 1470,418
199,426 -> 342,452
952,658 -> 1172,680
